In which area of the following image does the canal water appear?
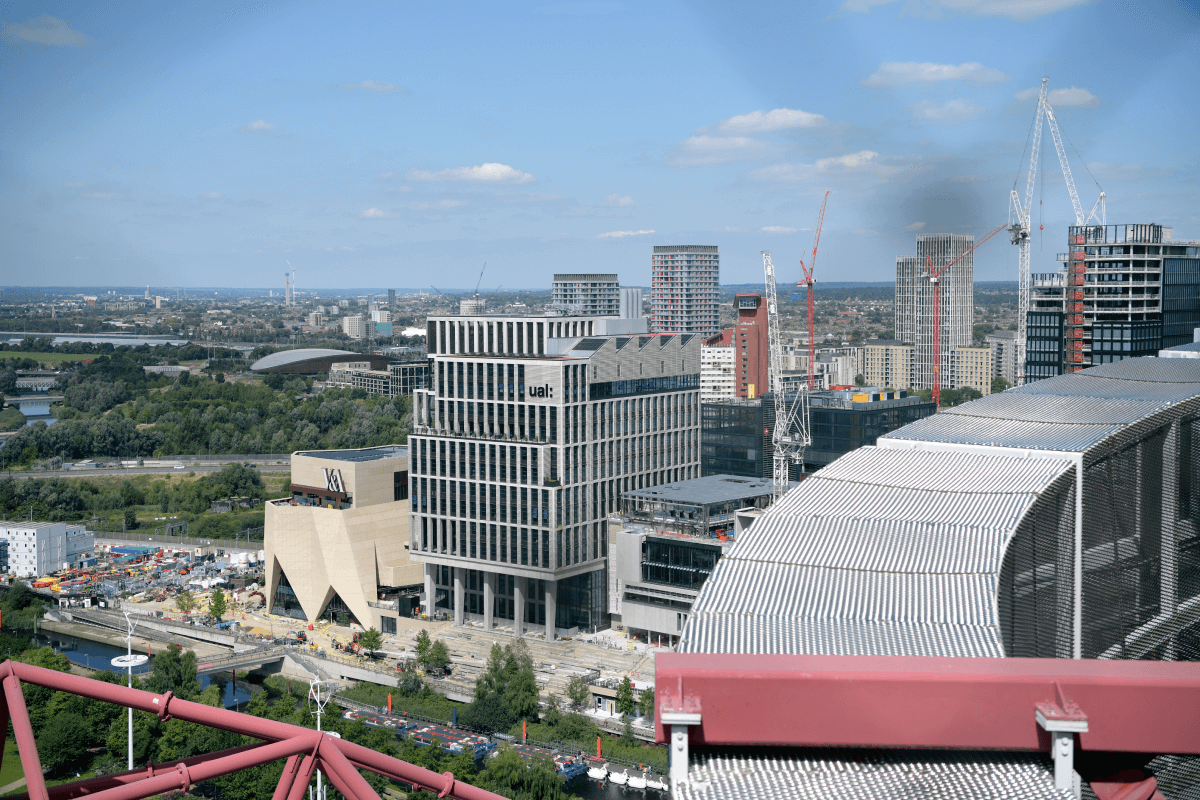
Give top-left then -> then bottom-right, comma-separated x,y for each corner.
29,631 -> 667,797
32,631 -> 253,709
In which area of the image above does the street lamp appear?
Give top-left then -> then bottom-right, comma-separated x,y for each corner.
308,680 -> 338,800
111,612 -> 148,770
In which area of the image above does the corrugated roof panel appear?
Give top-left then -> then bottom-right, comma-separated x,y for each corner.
883,415 -> 1121,451
679,447 -> 1070,658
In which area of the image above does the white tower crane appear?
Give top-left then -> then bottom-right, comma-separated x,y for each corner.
763,251 -> 810,501
1010,77 -> 1105,384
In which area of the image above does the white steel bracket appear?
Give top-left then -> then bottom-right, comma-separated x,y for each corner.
1036,692 -> 1088,798
660,690 -> 702,793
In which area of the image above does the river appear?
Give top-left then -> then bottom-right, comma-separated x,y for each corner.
32,630 -> 253,709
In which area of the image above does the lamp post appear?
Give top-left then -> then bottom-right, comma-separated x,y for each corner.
111,611 -> 148,769
308,680 -> 337,800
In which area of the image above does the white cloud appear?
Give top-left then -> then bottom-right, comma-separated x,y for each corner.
406,163 -> 535,183
714,108 -> 827,134
667,135 -> 779,166
601,194 -> 636,207
198,191 -> 224,200
750,150 -> 885,183
407,200 -> 467,210
243,120 -> 278,132
718,226 -> 749,233
905,222 -> 927,231
760,226 -> 799,233
864,61 -> 1007,87
359,208 -> 401,219
1014,85 -> 1100,108
908,98 -> 986,122
840,0 -> 1089,18
377,171 -> 397,180
595,229 -> 655,239
1,15 -> 92,46
339,80 -> 406,93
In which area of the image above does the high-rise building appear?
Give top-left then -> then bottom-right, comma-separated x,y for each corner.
700,339 -> 735,400
408,312 -> 701,637
552,274 -> 620,316
701,293 -> 768,399
895,233 -> 974,390
371,309 -> 392,324
985,330 -> 1018,386
862,339 -> 914,390
952,346 -> 993,396
619,287 -> 643,319
651,245 -> 719,337
341,315 -> 372,339
388,289 -> 396,307
1026,223 -> 1200,379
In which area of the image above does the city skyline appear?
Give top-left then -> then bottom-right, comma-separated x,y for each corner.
3,1 -> 1197,289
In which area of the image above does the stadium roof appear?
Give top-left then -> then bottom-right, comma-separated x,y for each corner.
881,357 -> 1200,453
250,348 -> 390,374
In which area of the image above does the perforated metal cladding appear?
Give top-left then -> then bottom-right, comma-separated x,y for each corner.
997,468 -> 1076,658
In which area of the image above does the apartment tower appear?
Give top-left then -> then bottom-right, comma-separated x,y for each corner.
552,274 -> 621,316
651,245 -> 719,337
895,233 -> 975,390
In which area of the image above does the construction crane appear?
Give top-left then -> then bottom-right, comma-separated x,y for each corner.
1009,77 -> 1106,384
763,251 -> 810,500
798,191 -> 830,389
925,223 -> 1009,408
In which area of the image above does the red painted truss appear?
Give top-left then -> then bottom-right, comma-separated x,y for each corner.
0,659 -> 504,800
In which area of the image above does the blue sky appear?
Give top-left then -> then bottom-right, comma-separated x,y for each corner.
2,0 -> 1198,290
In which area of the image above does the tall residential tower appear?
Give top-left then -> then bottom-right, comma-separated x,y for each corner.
651,245 -> 719,337
895,233 -> 975,390
551,274 -> 621,316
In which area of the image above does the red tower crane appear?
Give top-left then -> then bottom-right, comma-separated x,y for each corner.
925,222 -> 1008,408
799,191 -> 830,389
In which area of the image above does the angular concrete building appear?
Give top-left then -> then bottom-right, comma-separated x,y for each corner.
265,446 -> 422,633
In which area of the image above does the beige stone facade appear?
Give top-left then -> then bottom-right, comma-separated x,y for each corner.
952,346 -> 993,396
265,446 -> 421,632
862,340 -> 913,391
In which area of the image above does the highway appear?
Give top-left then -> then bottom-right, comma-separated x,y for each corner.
2,461 -> 290,479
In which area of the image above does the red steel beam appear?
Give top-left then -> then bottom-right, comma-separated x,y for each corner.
655,653 -> 1200,754
6,742 -> 272,800
0,660 -> 506,800
3,675 -> 49,800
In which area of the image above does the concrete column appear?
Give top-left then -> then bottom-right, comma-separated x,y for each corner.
514,576 -> 525,638
545,579 -> 557,642
453,567 -> 465,626
423,563 -> 435,618
483,571 -> 495,631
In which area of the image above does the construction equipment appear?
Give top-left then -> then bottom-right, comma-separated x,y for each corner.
797,191 -> 830,390
763,251 -> 811,500
1009,77 -> 1106,383
925,223 -> 1009,408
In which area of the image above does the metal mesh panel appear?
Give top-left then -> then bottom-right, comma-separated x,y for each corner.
998,469 -> 1076,658
1081,434 -> 1163,658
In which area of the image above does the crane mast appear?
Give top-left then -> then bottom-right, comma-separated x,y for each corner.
764,251 -> 810,500
799,191 -> 829,390
1010,77 -> 1105,385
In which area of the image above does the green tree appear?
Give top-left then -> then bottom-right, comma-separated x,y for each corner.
124,508 -> 138,530
175,590 -> 196,615
358,627 -> 383,657
209,587 -> 227,620
215,372 -> 225,383
638,684 -> 656,719
414,628 -> 431,666
145,645 -> 202,699
477,748 -> 568,800
992,375 -> 1011,394
615,676 -> 637,717
566,675 -> 590,709
426,639 -> 451,675
854,373 -> 867,386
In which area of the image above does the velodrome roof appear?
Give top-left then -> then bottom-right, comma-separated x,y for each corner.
250,348 -> 390,374
882,357 -> 1200,452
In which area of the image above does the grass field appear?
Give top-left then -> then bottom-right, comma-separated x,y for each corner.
0,739 -> 21,789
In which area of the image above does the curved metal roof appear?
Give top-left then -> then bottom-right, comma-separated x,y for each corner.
882,357 -> 1200,452
251,348 -> 370,372
679,446 -> 1072,657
